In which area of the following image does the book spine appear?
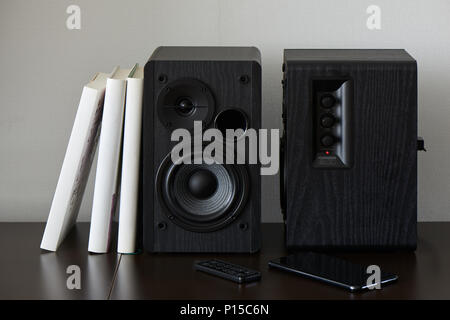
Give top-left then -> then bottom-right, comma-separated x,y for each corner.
41,87 -> 103,251
88,78 -> 127,253
117,77 -> 143,253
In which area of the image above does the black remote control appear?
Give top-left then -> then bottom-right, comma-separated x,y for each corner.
194,259 -> 261,284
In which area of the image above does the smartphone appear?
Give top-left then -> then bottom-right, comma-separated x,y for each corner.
268,252 -> 398,292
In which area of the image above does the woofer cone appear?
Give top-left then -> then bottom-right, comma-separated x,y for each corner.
156,152 -> 249,232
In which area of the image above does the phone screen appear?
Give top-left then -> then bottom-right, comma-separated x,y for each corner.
269,252 -> 397,291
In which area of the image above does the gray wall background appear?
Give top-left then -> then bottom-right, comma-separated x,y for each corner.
1,0 -> 449,222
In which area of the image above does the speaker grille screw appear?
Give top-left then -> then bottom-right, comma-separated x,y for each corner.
158,74 -> 168,83
239,223 -> 248,231
239,75 -> 250,84
157,222 -> 167,230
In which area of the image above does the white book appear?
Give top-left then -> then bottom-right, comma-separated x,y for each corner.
88,67 -> 134,253
117,66 -> 144,254
40,71 -> 111,251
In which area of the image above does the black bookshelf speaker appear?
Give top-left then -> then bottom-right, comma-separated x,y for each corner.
281,49 -> 417,250
142,47 -> 261,252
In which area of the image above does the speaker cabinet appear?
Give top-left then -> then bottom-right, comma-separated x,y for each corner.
143,47 -> 261,252
281,49 -> 417,250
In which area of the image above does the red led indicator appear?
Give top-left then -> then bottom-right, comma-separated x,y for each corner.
325,150 -> 330,155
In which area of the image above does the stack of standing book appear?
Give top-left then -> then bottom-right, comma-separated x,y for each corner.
40,64 -> 144,254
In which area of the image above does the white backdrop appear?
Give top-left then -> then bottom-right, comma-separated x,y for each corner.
1,0 -> 449,222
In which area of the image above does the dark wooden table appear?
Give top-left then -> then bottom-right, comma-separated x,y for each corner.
1,222 -> 449,299
0,223 -> 119,299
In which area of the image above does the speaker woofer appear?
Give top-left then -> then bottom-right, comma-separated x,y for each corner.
156,152 -> 249,232
157,78 -> 215,130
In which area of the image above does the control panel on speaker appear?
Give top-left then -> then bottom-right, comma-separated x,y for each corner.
312,79 -> 353,168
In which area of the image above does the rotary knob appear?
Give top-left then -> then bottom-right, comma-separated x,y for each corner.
320,114 -> 335,128
320,94 -> 336,109
320,134 -> 335,147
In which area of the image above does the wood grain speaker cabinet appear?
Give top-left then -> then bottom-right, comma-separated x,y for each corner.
281,49 -> 417,250
143,47 -> 261,252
